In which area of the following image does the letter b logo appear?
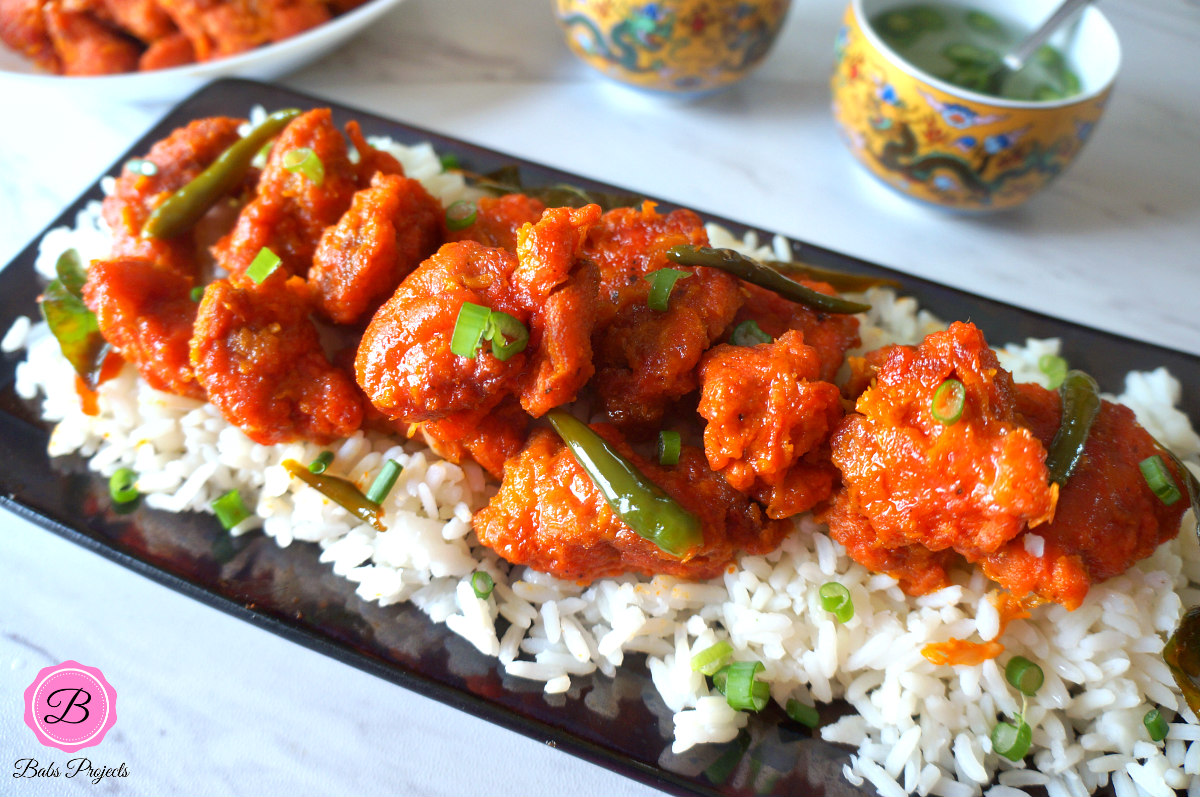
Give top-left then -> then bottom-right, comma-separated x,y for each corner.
23,662 -> 116,752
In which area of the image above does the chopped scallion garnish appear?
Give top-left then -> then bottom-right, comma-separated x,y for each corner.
991,719 -> 1032,761
282,147 -> 324,185
819,582 -> 854,623
445,199 -> 477,231
309,451 -> 334,474
246,247 -> 281,284
644,268 -> 691,312
1038,353 -> 1068,389
450,301 -> 492,358
730,319 -> 772,347
1140,455 -> 1182,506
713,661 -> 769,712
439,153 -> 460,172
1005,656 -> 1044,696
190,285 -> 205,302
449,302 -> 528,361
658,430 -> 681,466
212,489 -> 251,530
486,311 -> 529,361
931,378 -> 966,425
1144,708 -> 1169,742
785,698 -> 820,728
365,459 -> 403,504
471,571 -> 495,599
690,640 -> 734,676
108,467 -> 139,505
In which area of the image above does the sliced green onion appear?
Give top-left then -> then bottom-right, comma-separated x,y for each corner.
190,285 -> 205,302
309,451 -> 335,474
439,153 -> 460,172
658,430 -> 681,466
931,378 -> 966,425
1038,353 -> 1068,389
1144,708 -> 1169,742
1140,455 -> 1183,506
691,640 -> 734,675
445,199 -> 477,231
108,467 -> 139,505
819,582 -> 854,623
785,698 -> 820,728
713,661 -> 769,712
644,268 -> 691,312
1005,656 -> 1044,696
281,147 -> 325,185
365,459 -> 403,504
246,246 -> 281,284
212,489 -> 251,530
485,311 -> 528,361
730,319 -> 772,347
125,158 -> 158,176
471,571 -> 495,600
450,301 -> 492,358
991,719 -> 1032,761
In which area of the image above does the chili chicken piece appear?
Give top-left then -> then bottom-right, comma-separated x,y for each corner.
698,330 -> 844,519
190,272 -> 363,445
473,425 -> 787,583
82,256 -> 204,400
309,172 -> 443,325
446,194 -> 547,252
978,383 -> 1191,609
356,204 -> 601,424
825,322 -> 1058,590
583,202 -> 742,433
213,108 -> 382,277
102,115 -> 247,278
733,281 -> 861,384
155,0 -> 329,62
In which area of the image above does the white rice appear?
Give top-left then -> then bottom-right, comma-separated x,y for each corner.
13,129 -> 1200,796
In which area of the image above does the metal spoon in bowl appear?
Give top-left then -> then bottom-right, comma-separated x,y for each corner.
984,0 -> 1094,95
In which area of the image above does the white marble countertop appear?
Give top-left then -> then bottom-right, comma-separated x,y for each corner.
1,0 -> 1197,794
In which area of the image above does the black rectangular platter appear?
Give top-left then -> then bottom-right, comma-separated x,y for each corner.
1,78 -> 1197,797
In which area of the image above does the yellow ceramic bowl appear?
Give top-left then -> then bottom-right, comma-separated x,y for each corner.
554,0 -> 791,94
831,0 -> 1120,211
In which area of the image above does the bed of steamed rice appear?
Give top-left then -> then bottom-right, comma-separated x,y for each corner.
8,129 -> 1200,797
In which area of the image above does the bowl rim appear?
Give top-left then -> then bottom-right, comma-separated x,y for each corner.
848,0 -> 1122,109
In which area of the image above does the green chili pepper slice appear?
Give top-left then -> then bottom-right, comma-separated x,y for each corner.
1165,605 -> 1200,716
1044,369 -> 1101,487
547,410 -> 702,558
142,108 -> 302,239
282,458 -> 385,532
766,259 -> 899,293
666,246 -> 871,315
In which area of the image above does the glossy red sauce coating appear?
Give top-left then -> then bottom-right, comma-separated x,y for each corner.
309,172 -> 443,325
733,282 -> 861,384
190,273 -> 363,445
102,115 -> 246,278
447,194 -> 547,252
583,203 -> 742,433
829,322 -> 1057,565
698,330 -> 844,519
473,425 -> 787,583
82,256 -> 204,399
355,204 -> 599,424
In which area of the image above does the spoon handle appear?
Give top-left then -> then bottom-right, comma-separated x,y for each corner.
1002,0 -> 1094,72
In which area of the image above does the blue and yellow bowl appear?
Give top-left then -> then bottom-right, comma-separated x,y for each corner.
831,0 -> 1120,211
555,0 -> 791,94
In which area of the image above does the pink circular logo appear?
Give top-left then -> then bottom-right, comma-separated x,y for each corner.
23,661 -> 118,752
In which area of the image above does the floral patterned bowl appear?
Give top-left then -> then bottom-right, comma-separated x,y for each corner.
831,0 -> 1120,211
554,0 -> 791,94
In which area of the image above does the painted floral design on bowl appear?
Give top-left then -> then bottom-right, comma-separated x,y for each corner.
830,3 -> 1114,211
555,0 -> 791,94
